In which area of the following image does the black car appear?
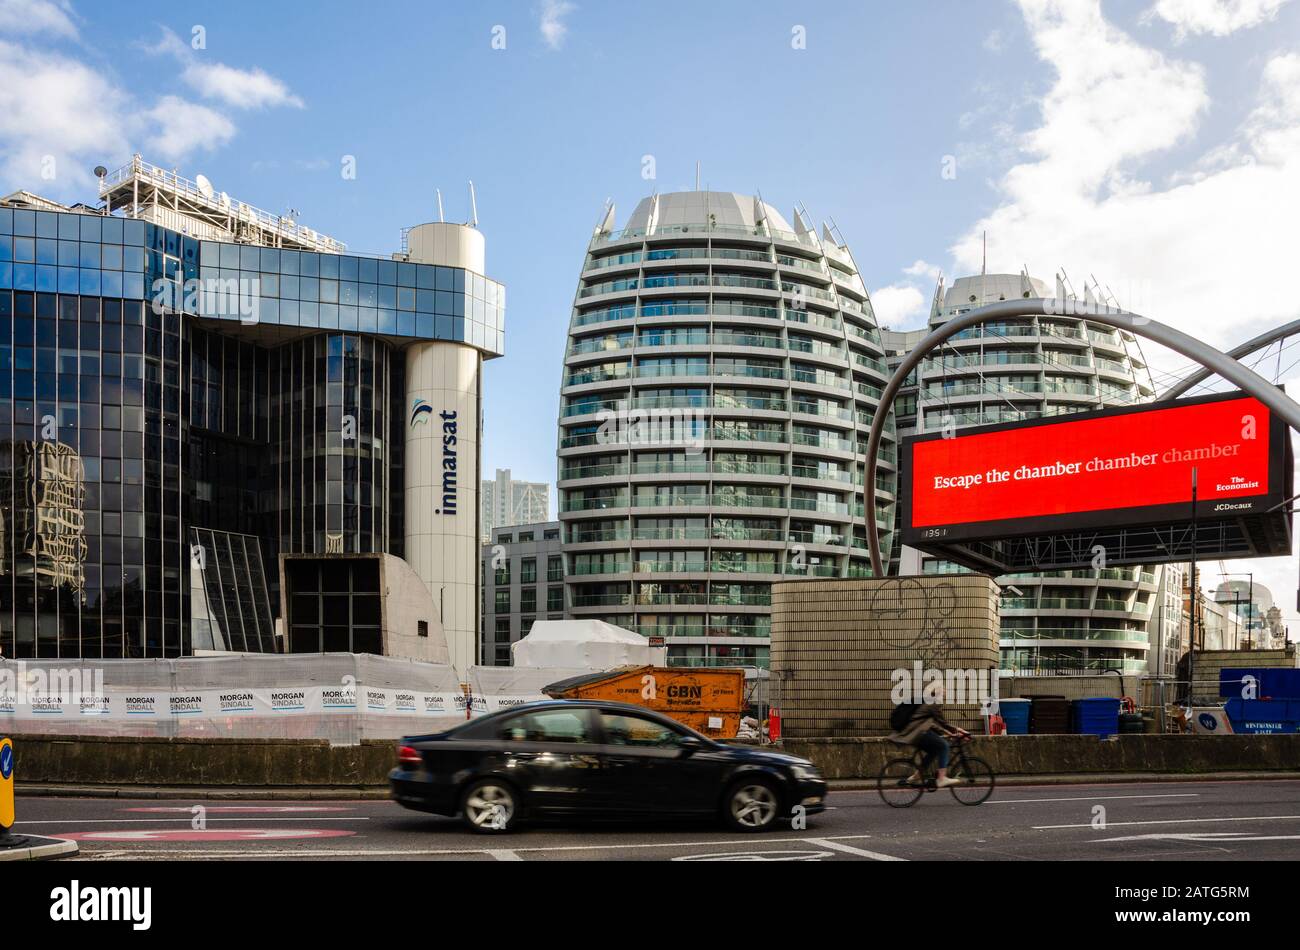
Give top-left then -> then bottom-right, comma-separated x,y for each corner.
389,699 -> 827,833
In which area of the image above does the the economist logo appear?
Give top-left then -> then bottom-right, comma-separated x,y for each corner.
902,391 -> 1282,542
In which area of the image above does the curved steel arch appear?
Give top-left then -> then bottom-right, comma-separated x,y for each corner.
865,299 -> 1300,578
1161,318 -> 1300,401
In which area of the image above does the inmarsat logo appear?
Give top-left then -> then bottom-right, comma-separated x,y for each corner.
411,398 -> 434,427
50,881 -> 152,931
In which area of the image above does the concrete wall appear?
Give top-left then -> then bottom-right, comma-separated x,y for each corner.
14,732 -> 1300,788
785,734 -> 1300,780
771,575 -> 1000,737
381,553 -> 449,664
998,674 -> 1142,701
13,735 -> 397,788
1192,647 -> 1298,701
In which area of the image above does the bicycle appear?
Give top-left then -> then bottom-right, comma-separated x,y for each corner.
875,734 -> 995,807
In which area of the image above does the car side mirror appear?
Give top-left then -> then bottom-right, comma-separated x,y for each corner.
678,736 -> 705,756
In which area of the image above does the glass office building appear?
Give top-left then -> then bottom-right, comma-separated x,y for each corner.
557,191 -> 897,670
0,158 -> 504,660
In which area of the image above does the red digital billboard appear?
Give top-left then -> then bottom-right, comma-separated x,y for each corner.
901,391 -> 1287,546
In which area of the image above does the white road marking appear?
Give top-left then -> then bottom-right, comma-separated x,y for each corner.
804,837 -> 907,861
76,832 -> 891,860
673,850 -> 832,862
485,849 -> 523,861
19,817 -> 368,824
1096,832 -> 1300,843
1035,814 -> 1300,830
991,793 -> 1199,804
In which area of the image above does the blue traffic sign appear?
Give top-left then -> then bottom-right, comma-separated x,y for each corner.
0,742 -> 12,779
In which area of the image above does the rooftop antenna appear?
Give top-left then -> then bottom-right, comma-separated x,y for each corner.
467,180 -> 478,228
695,161 -> 700,191
981,230 -> 987,276
436,189 -> 444,223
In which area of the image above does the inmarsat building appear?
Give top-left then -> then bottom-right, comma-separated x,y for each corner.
0,156 -> 504,670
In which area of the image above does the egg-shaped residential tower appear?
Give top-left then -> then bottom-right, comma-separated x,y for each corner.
883,272 -> 1167,675
556,191 -> 897,670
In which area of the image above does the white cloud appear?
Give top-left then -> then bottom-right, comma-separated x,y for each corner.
947,0 -> 1300,624
0,0 -> 78,39
0,38 -> 131,192
904,259 -> 942,280
870,284 -> 928,329
538,0 -> 576,50
1145,0 -> 1293,39
142,95 -> 237,161
182,59 -> 303,109
147,28 -> 303,109
983,28 -> 1006,52
0,8 -> 299,199
953,0 -> 1300,357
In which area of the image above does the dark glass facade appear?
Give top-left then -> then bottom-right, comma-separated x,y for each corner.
0,290 -> 183,658
0,204 -> 504,658
272,333 -> 396,556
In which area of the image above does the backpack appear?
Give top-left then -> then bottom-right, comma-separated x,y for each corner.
890,702 -> 920,732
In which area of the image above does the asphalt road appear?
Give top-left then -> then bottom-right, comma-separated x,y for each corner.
15,778 -> 1300,861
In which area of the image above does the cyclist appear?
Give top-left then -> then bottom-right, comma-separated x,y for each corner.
888,684 -> 970,788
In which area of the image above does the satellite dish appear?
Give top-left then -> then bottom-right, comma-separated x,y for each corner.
93,165 -> 108,179
195,174 -> 214,199
219,191 -> 230,209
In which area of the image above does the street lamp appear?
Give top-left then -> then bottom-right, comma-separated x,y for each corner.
1218,572 -> 1254,649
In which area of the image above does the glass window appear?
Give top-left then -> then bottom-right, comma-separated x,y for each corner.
600,712 -> 687,747
500,708 -> 592,743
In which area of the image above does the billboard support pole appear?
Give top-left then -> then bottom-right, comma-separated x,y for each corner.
865,300 -> 1300,579
1189,467 -> 1198,705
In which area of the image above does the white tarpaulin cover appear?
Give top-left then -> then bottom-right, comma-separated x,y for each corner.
0,654 -> 564,744
510,620 -> 656,670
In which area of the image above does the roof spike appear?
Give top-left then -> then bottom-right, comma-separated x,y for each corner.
595,198 -> 616,236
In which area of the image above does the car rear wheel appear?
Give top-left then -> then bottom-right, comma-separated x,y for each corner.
722,777 -> 781,832
460,778 -> 520,834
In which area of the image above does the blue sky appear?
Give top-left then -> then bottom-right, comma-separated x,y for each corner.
4,0 -> 1300,621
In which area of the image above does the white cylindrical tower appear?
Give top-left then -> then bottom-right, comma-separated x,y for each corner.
404,222 -> 487,673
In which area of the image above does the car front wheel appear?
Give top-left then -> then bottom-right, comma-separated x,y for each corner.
460,778 -> 520,834
723,777 -> 781,832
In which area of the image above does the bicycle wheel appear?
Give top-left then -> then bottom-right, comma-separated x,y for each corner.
877,757 -> 925,808
948,755 -> 995,805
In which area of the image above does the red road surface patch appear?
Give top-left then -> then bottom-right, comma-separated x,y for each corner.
58,828 -> 356,842
122,806 -> 351,813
